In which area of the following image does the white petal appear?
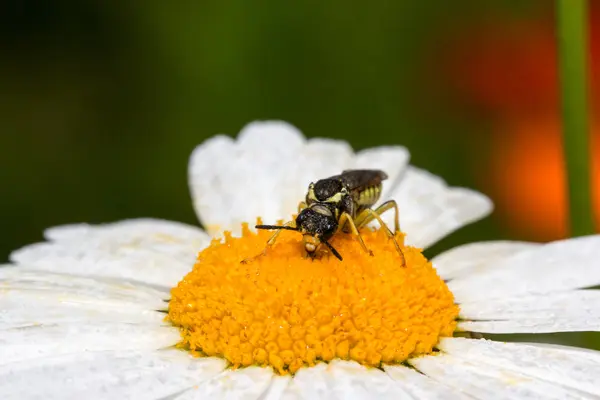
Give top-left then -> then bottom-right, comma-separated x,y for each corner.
188,134 -> 236,233
10,218 -> 209,289
0,349 -> 226,400
284,361 -> 412,400
431,241 -> 540,280
283,363 -> 330,399
390,167 -> 493,249
0,287 -> 166,329
189,121 -> 355,235
279,138 -> 354,222
261,376 -> 293,400
43,218 -> 209,263
438,338 -> 600,397
189,121 -> 488,248
325,360 -> 413,399
449,235 -> 600,303
384,365 -> 471,400
524,341 -> 600,357
175,366 -> 274,400
352,146 -> 410,200
0,269 -> 168,306
459,318 -> 600,334
410,353 -> 584,399
11,242 -> 192,289
458,290 -> 600,333
0,322 -> 180,365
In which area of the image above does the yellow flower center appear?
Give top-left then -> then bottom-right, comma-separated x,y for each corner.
167,223 -> 458,375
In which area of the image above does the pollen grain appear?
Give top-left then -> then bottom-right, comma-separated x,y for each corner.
167,223 -> 458,375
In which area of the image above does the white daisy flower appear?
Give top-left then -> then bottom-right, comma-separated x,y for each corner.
3,120 -> 600,399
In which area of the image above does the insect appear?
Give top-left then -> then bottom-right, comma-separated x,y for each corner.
246,169 -> 405,265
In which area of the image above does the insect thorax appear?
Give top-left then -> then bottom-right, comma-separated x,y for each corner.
307,180 -> 349,206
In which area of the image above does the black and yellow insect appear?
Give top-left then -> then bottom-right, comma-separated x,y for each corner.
249,169 -> 405,265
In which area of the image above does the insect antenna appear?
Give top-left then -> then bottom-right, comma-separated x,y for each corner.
322,240 -> 343,261
255,224 -> 299,231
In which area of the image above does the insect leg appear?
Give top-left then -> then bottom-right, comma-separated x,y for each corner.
241,220 -> 297,263
354,207 -> 406,267
338,212 -> 373,256
354,200 -> 401,232
266,220 -> 296,245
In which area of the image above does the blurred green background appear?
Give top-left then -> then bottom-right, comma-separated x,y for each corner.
1,1 -> 599,345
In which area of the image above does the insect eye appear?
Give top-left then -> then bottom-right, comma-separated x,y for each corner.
322,219 -> 337,236
296,209 -> 313,228
296,212 -> 306,225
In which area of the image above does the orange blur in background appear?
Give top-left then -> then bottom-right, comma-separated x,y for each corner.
440,5 -> 600,241
488,116 -> 600,240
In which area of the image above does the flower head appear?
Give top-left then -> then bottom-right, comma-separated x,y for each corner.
168,227 -> 458,375
3,121 -> 600,399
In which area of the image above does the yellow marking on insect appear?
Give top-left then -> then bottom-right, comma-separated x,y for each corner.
357,185 -> 382,206
325,192 -> 344,204
306,184 -> 318,203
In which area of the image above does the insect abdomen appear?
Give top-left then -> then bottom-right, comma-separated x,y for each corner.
356,184 -> 382,208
